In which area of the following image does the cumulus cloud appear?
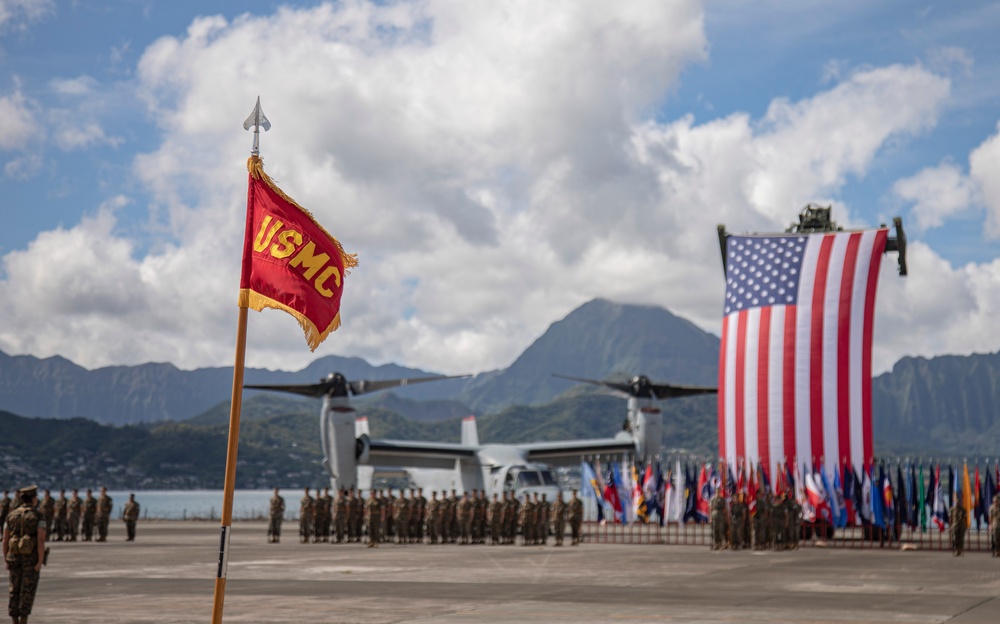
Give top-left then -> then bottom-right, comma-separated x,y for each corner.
0,0 -> 53,32
0,86 -> 38,150
893,161 -> 975,230
0,1 -> 985,376
893,121 -> 1000,237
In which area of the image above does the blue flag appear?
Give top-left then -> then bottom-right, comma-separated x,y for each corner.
871,464 -> 885,529
580,460 -> 604,523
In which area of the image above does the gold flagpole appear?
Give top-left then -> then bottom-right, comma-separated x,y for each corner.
211,97 -> 271,624
211,305 -> 248,624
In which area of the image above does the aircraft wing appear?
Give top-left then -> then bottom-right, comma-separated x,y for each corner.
367,438 -> 476,470
516,434 -> 637,467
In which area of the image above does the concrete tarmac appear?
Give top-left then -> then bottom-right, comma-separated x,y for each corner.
24,521 -> 1000,623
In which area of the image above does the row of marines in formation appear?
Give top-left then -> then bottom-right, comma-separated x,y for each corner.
268,487 -> 585,547
0,487 -> 126,544
710,489 -> 1000,557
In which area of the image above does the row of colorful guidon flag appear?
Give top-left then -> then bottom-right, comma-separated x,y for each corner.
580,458 -> 998,530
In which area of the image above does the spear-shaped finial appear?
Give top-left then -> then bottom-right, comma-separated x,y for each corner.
243,96 -> 271,156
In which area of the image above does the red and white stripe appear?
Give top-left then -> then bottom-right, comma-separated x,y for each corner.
718,229 -> 888,479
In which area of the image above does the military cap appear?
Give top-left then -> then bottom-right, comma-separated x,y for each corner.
18,485 -> 38,497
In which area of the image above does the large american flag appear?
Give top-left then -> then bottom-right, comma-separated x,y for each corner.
718,229 -> 888,478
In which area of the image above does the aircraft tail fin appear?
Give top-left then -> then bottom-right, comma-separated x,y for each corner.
355,416 -> 370,437
461,416 -> 479,447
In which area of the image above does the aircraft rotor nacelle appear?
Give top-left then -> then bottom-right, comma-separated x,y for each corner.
627,397 -> 663,461
320,397 -> 359,491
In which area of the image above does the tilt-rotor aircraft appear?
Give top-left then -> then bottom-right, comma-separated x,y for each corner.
245,373 -> 716,501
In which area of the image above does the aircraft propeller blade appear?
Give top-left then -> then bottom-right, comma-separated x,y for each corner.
648,383 -> 718,400
247,373 -> 469,398
552,373 -> 635,396
348,374 -> 469,396
553,373 -> 716,400
243,381 -> 335,398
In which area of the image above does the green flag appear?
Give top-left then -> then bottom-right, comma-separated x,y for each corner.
918,462 -> 927,531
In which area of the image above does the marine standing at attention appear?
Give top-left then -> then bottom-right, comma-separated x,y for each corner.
568,490 -> 583,546
39,491 -> 54,537
488,493 -> 504,545
3,485 -> 46,624
0,491 -> 10,533
710,490 -> 728,551
268,488 -> 285,543
366,491 -> 382,548
66,489 -> 81,542
81,489 -> 96,542
333,489 -> 347,544
53,490 -> 67,542
989,494 -> 1000,558
122,493 -> 140,542
550,493 -> 566,546
299,488 -> 314,544
96,487 -> 113,542
950,498 -> 968,557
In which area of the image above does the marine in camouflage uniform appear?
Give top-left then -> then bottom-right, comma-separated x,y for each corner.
950,501 -> 968,557
426,492 -> 441,544
393,491 -> 410,544
471,491 -> 484,544
40,491 -> 54,538
0,491 -> 10,533
788,496 -> 802,550
520,495 -> 535,546
730,493 -> 748,551
710,491 -> 728,550
771,493 -> 788,550
66,489 -> 81,542
550,493 -> 566,546
82,489 -> 97,542
315,487 -> 332,542
507,492 -> 521,545
365,492 -> 383,548
753,490 -> 771,550
96,487 -> 113,542
3,485 -> 46,623
413,489 -> 427,543
457,492 -> 473,545
488,493 -> 504,545
299,488 -> 314,544
989,494 -> 1000,558
333,490 -> 347,543
447,490 -> 459,543
53,490 -> 68,542
568,490 -> 583,546
268,488 -> 285,543
123,493 -> 140,541
535,494 -> 552,546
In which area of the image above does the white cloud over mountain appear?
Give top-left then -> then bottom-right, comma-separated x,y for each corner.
0,1 -> 997,378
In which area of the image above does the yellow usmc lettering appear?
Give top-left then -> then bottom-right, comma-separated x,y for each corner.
252,215 -> 342,298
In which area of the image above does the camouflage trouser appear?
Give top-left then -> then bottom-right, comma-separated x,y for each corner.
712,523 -> 727,549
299,515 -> 313,541
7,555 -> 40,618
428,516 -> 440,543
992,527 -> 1000,555
570,519 -> 581,544
460,518 -> 471,544
553,518 -> 565,545
82,516 -> 95,540
268,515 -> 282,539
952,529 -> 966,554
97,515 -> 110,540
68,514 -> 80,540
395,515 -> 409,543
490,520 -> 502,544
334,515 -> 346,542
125,519 -> 137,541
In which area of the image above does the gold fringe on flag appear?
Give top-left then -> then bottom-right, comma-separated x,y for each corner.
237,288 -> 338,351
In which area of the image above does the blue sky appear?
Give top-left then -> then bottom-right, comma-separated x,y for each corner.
2,0 -> 999,376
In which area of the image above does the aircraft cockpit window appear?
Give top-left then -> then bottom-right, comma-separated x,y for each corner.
539,470 -> 557,486
516,472 -> 541,487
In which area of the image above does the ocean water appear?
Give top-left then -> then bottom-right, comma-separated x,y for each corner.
98,489 -> 278,521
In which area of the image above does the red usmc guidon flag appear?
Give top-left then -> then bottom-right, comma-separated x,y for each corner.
238,156 -> 358,350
